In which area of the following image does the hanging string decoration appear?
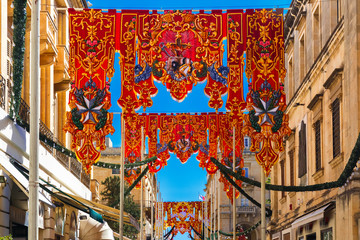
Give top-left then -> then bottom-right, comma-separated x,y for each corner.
163,201 -> 206,238
65,9 -> 116,173
124,114 -> 146,187
119,10 -> 228,119
218,113 -> 244,202
117,10 -> 143,119
156,114 -> 208,169
225,10 -> 247,122
244,9 -> 291,176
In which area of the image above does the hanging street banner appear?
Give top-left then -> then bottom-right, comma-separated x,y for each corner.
65,8 -> 289,183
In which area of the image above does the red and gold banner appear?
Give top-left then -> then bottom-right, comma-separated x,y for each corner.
218,113 -> 243,201
163,201 -> 206,237
122,112 -> 244,198
119,10 -> 229,120
226,10 -> 247,122
64,9 -> 116,173
117,11 -> 141,119
244,9 -> 290,176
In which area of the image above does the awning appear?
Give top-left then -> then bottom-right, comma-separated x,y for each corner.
291,202 -> 334,229
54,192 -> 140,230
79,213 -> 114,240
0,153 -> 55,208
2,153 -> 139,231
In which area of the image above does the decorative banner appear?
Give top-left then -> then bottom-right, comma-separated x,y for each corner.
119,10 -> 228,120
218,113 -> 244,201
163,201 -> 206,238
122,112 -> 244,200
205,113 -> 219,174
117,10 -> 141,119
64,9 -> 116,173
157,114 -> 208,166
225,10 -> 247,122
244,9 -> 290,176
124,114 -> 145,187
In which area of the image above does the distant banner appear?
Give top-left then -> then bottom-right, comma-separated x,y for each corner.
163,201 -> 207,237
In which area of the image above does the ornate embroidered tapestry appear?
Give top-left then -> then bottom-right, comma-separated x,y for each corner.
65,9 -> 116,173
244,9 -> 291,175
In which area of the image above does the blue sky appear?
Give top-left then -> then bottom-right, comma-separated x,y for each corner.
88,0 -> 292,238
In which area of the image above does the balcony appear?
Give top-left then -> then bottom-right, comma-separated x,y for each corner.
0,75 -> 90,188
40,10 -> 58,66
54,45 -> 71,92
220,205 -> 256,214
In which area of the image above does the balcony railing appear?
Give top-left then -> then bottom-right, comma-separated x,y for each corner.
220,205 -> 257,214
0,76 -> 90,188
0,75 -> 5,110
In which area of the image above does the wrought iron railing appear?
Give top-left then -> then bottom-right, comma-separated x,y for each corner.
39,121 -> 54,154
81,170 -> 90,187
8,97 -> 90,188
0,75 -> 5,110
18,99 -> 30,124
70,156 -> 82,179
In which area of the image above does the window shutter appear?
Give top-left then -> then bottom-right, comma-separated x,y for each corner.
289,150 -> 295,186
332,98 -> 340,158
315,120 -> 321,171
298,121 -> 307,177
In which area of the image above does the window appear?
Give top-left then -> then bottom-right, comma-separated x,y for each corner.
283,233 -> 290,240
244,138 -> 249,148
321,228 -> 333,240
313,7 -> 320,59
315,120 -> 321,171
241,197 -> 249,206
337,0 -> 343,21
298,121 -> 307,177
112,168 -> 120,174
243,167 -> 249,178
289,150 -> 295,186
288,57 -> 294,99
332,98 -> 340,158
300,35 -> 305,82
281,160 -> 286,198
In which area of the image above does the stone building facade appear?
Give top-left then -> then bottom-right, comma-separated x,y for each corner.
270,0 -> 360,239
0,0 -> 124,239
92,139 -> 159,240
205,139 -> 268,240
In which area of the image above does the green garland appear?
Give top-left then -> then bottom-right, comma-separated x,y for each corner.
218,220 -> 261,237
15,118 -> 77,158
220,170 -> 272,217
10,0 -> 27,118
125,166 -> 149,196
211,131 -> 360,192
94,156 -> 157,169
110,166 -> 150,207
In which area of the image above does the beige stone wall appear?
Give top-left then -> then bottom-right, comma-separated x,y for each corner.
270,0 -> 360,239
205,153 -> 262,239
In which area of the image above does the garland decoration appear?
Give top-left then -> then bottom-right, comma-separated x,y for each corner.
10,0 -> 27,118
221,170 -> 272,217
124,166 -> 149,197
211,131 -> 360,191
15,118 -> 77,158
218,221 -> 261,237
94,156 -> 157,169
190,225 -> 204,239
